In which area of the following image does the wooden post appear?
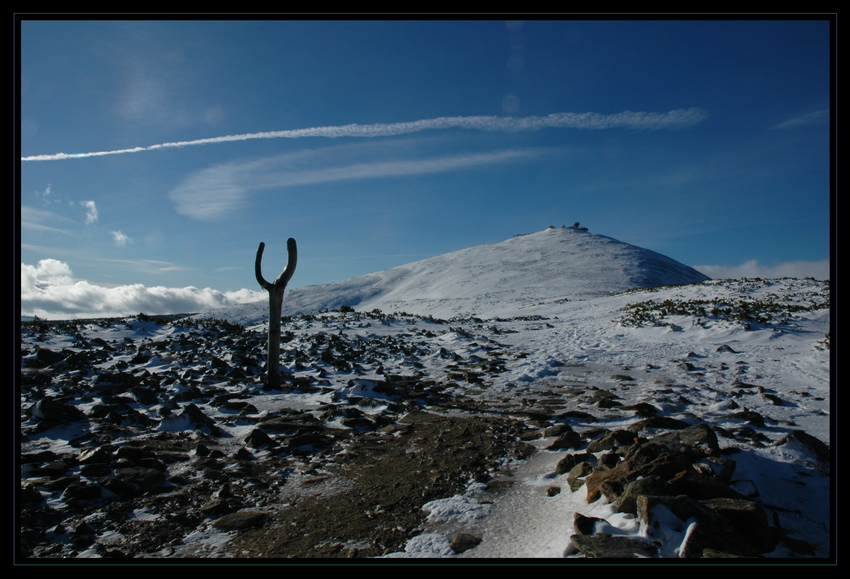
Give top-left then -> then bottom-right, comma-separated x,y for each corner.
255,238 -> 297,388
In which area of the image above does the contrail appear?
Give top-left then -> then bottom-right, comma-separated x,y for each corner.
21,108 -> 708,162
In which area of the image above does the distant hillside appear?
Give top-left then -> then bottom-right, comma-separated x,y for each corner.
201,226 -> 709,323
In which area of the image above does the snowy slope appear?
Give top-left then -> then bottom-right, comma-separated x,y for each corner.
204,226 -> 710,322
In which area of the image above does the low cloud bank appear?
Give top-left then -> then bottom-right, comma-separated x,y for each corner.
20,259 -> 265,320
695,259 -> 830,281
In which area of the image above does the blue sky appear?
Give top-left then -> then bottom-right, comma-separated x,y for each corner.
18,17 -> 833,319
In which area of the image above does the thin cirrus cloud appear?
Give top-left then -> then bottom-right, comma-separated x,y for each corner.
168,147 -> 542,221
20,108 -> 709,162
771,109 -> 829,130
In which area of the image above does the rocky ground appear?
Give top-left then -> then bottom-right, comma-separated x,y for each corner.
17,300 -> 832,561
18,313 -> 540,559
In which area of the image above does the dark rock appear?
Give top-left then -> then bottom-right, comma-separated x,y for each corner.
701,497 -> 783,554
596,452 -> 621,470
621,402 -> 659,417
775,430 -> 829,464
21,450 -> 60,464
567,461 -> 594,492
96,476 -> 138,497
28,347 -> 69,368
637,494 -> 733,557
585,424 -> 722,506
20,483 -> 44,504
728,409 -> 766,427
200,498 -> 236,516
668,469 -> 748,500
80,462 -> 112,477
693,456 -> 736,482
546,430 -> 584,450
114,466 -> 166,490
543,423 -> 574,437
586,429 -> 636,453
212,511 -> 266,531
629,415 -> 691,432
570,533 -> 658,558
618,475 -> 675,514
573,512 -> 609,536
557,410 -> 596,422
285,432 -> 333,451
61,481 -> 102,502
584,461 -> 631,503
245,428 -> 276,448
636,493 -> 778,557
36,475 -> 80,491
29,460 -> 71,477
30,398 -> 87,424
450,533 -> 482,553
78,447 -> 112,464
233,447 -> 254,460
555,452 -> 592,475
626,423 -> 720,464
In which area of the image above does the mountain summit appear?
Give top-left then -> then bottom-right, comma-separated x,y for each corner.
273,226 -> 709,320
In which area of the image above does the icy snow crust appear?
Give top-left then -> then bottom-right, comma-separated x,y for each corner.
21,228 -> 831,560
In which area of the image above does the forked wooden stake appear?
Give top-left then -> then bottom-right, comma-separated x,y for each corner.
255,238 -> 297,388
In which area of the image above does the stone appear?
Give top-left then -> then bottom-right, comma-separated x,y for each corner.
573,512 -> 609,536
245,429 -> 275,448
78,447 -> 112,464
212,511 -> 266,531
555,451 -> 592,475
567,461 -> 594,492
61,481 -> 102,502
775,430 -> 829,464
114,466 -> 166,490
30,398 -> 87,424
450,533 -> 482,553
668,469 -> 748,500
570,534 -> 659,558
618,475 -> 675,514
546,430 -> 584,450
586,429 -> 636,453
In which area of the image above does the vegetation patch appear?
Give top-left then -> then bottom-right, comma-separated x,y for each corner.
617,278 -> 829,330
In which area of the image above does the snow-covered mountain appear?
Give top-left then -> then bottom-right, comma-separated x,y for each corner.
208,226 -> 710,323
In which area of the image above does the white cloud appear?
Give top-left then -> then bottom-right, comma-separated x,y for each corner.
694,259 -> 830,280
20,259 -> 265,320
110,230 -> 133,246
81,200 -> 98,224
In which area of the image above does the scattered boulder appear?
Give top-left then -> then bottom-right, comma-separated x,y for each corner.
212,511 -> 267,531
113,466 -> 167,491
30,397 -> 87,424
571,422 -> 784,558
775,430 -> 829,464
450,533 -> 482,553
570,534 -> 658,558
